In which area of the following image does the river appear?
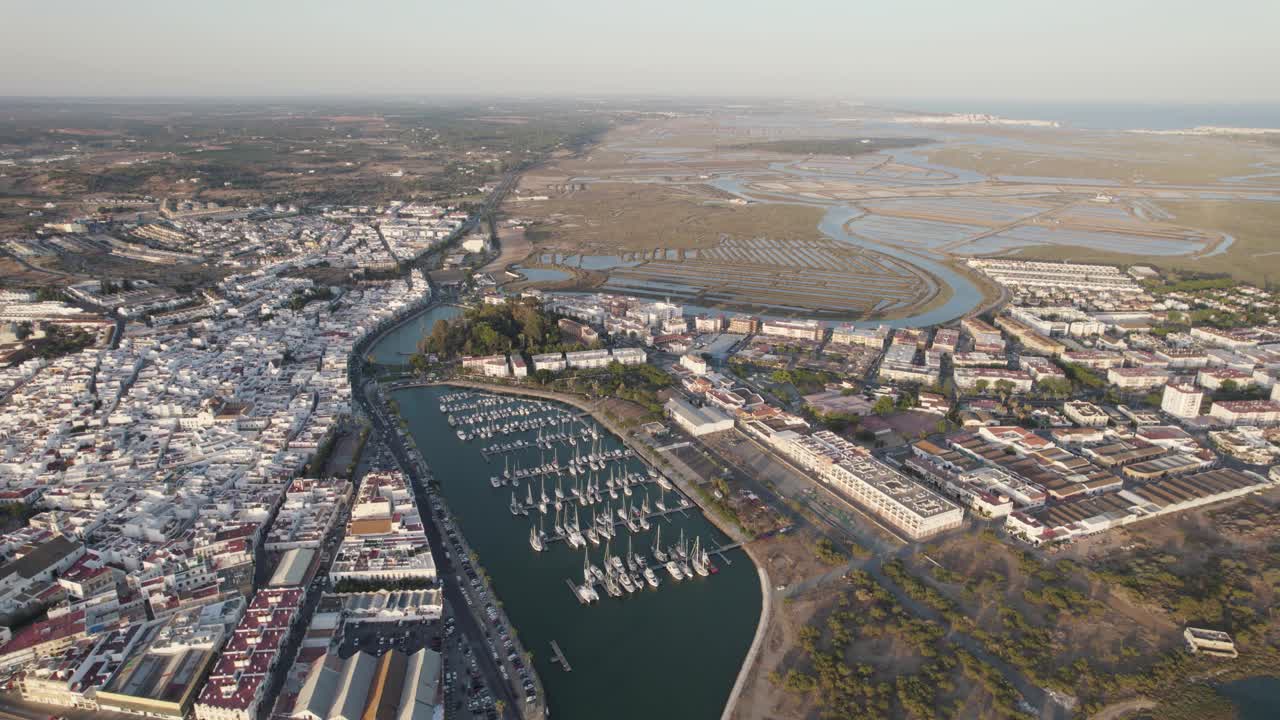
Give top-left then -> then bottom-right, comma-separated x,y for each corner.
709,175 -> 986,328
390,382 -> 762,720
368,304 -> 463,365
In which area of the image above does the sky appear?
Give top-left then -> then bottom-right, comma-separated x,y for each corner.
1,0 -> 1277,103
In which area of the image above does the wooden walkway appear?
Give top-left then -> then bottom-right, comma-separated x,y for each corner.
710,540 -> 744,565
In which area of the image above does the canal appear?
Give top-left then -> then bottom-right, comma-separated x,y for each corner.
368,304 -> 463,365
391,383 -> 762,720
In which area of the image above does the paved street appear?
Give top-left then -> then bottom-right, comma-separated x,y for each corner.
353,376 -> 535,720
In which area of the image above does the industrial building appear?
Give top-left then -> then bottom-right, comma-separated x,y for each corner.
289,648 -> 442,720
665,396 -> 734,436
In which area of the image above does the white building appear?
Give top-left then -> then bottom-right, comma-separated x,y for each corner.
1162,383 -> 1204,420
830,324 -> 890,349
680,353 -> 709,375
610,347 -> 647,366
1210,400 -> 1280,427
759,319 -> 822,342
1063,401 -> 1109,428
824,454 -> 964,540
461,355 -> 510,378
1107,367 -> 1171,391
953,368 -> 1034,393
565,349 -> 612,369
665,396 -> 734,436
531,352 -> 566,373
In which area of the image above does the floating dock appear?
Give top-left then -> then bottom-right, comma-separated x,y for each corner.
550,640 -> 572,672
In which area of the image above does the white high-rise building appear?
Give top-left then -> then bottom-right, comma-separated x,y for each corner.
1162,383 -> 1203,420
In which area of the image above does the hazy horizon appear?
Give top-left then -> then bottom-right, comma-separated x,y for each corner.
2,0 -> 1277,104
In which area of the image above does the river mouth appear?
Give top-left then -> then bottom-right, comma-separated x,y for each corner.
393,384 -> 762,720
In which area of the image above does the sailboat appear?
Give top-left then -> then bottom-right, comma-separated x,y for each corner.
509,491 -> 520,516
652,525 -> 668,563
529,518 -> 544,552
568,508 -> 585,548
691,536 -> 709,577
578,549 -> 599,603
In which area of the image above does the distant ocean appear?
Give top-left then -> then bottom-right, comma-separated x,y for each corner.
892,100 -> 1280,131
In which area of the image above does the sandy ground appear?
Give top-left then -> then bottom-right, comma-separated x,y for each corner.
478,226 -> 533,278
728,531 -> 837,720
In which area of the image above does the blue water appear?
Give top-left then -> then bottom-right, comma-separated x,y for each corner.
887,100 -> 1280,131
1219,677 -> 1280,720
367,304 -> 463,364
513,266 -> 572,282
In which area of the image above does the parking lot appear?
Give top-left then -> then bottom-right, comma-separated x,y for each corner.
337,618 -> 440,658
433,498 -> 541,712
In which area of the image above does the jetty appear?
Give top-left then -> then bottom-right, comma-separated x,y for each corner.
549,640 -> 572,672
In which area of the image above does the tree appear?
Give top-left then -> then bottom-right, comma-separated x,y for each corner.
14,321 -> 32,341
1218,379 -> 1238,395
1036,377 -> 1072,398
974,379 -> 990,394
873,396 -> 895,416
994,379 -> 1016,397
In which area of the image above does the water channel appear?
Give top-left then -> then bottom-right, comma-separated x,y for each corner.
368,304 -> 463,365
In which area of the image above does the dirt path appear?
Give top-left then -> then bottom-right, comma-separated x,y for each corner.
479,227 -> 532,279
1088,697 -> 1156,720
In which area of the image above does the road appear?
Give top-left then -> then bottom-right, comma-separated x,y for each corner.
354,378 -> 529,720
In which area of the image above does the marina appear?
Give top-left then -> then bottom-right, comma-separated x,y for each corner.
393,383 -> 761,720
434,390 -> 724,605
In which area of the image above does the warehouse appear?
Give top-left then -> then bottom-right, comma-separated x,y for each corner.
665,396 -> 734,436
290,648 -> 442,720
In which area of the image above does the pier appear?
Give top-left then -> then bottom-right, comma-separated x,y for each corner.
565,578 -> 585,604
549,640 -> 572,672
510,482 -> 687,518
538,502 -> 693,546
710,541 -> 744,565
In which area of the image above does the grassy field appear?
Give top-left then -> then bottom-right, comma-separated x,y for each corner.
515,183 -> 826,252
1006,199 -> 1280,286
